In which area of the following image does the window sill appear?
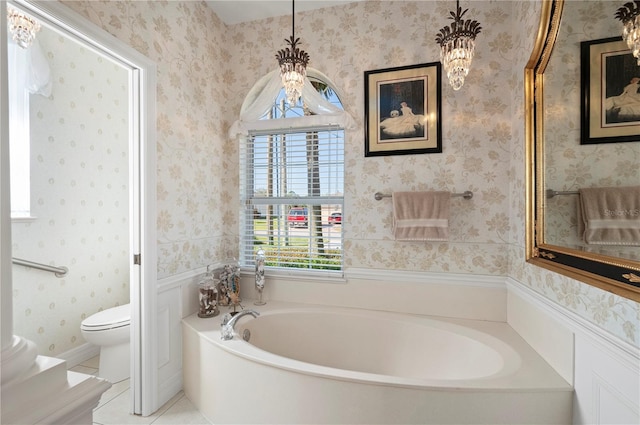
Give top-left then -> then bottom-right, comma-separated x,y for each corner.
11,215 -> 37,223
240,267 -> 346,284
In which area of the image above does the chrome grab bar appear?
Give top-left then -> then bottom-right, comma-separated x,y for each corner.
12,257 -> 68,278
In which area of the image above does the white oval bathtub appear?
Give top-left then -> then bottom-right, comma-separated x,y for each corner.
183,302 -> 572,424
239,309 -> 515,382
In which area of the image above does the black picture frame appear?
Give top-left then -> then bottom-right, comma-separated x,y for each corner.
581,36 -> 640,144
364,62 -> 442,156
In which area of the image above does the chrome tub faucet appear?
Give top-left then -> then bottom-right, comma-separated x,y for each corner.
220,310 -> 260,340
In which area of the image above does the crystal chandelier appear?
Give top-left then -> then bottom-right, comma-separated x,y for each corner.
275,0 -> 310,105
435,0 -> 482,91
615,0 -> 640,65
6,5 -> 41,49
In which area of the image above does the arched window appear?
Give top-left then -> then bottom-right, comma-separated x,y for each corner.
237,70 -> 350,275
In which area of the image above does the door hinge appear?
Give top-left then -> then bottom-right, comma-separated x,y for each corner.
133,254 -> 141,265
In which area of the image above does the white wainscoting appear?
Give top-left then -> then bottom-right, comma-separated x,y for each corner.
507,279 -> 639,425
156,268 -> 207,408
156,286 -> 181,407
574,332 -> 640,424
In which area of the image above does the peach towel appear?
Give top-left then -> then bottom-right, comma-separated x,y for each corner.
578,186 -> 640,246
392,191 -> 450,241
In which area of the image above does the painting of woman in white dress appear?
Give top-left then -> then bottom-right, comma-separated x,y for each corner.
605,77 -> 640,122
364,62 -> 441,156
604,50 -> 640,124
581,37 -> 640,144
377,79 -> 426,141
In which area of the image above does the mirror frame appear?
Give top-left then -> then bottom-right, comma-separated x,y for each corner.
525,0 -> 640,303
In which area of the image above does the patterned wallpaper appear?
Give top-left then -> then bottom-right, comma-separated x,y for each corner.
63,0 -> 233,279
58,0 -> 639,349
543,0 -> 640,258
11,26 -> 130,356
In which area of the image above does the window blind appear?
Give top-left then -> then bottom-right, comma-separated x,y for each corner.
240,126 -> 344,274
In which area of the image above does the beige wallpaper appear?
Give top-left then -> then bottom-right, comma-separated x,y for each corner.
59,0 -> 639,348
11,26 -> 130,356
63,0 -> 234,279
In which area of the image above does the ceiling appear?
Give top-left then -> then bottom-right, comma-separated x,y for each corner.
205,1 -> 364,25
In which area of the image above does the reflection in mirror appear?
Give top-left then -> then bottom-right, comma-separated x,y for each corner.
543,0 -> 639,261
526,0 -> 640,302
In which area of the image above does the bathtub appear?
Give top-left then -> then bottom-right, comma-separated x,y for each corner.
182,302 -> 572,424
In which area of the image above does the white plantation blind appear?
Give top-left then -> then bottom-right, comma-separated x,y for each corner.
240,126 -> 344,274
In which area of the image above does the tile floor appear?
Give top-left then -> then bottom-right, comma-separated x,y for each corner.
69,356 -> 210,425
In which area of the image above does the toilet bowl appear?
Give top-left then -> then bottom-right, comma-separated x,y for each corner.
80,303 -> 130,383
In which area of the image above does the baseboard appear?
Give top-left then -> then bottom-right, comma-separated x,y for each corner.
57,343 -> 100,369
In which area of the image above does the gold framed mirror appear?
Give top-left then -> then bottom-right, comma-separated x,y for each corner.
526,0 -> 640,302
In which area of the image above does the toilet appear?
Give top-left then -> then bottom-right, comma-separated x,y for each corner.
80,304 -> 131,383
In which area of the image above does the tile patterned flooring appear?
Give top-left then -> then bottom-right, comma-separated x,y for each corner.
70,356 -> 210,425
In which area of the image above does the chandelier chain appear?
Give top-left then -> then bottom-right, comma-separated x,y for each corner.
276,0 -> 310,105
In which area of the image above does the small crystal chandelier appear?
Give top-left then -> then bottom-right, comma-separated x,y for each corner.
6,5 -> 41,49
615,0 -> 640,65
435,0 -> 482,91
275,0 -> 310,105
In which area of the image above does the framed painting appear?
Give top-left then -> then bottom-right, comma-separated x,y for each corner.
581,36 -> 640,144
364,62 -> 442,156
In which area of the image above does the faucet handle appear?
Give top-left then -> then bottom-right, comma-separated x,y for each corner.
221,323 -> 234,340
221,312 -> 233,326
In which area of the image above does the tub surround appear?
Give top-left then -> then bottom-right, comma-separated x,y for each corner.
237,268 -> 508,322
183,301 -> 572,424
507,284 -> 574,384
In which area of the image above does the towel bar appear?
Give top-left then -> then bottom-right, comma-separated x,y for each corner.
374,191 -> 473,201
546,189 -> 579,199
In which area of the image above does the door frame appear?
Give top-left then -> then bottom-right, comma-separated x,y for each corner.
9,0 -> 158,415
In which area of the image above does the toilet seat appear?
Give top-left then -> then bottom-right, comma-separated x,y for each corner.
81,304 -> 130,331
